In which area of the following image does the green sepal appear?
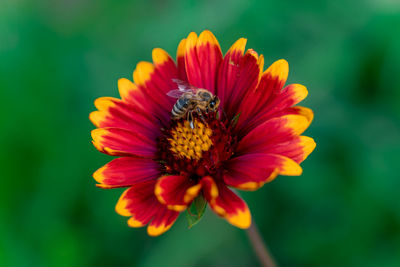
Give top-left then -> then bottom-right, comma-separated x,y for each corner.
185,195 -> 207,228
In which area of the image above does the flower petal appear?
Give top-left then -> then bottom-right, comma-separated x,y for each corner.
155,175 -> 202,212
201,177 -> 251,229
227,153 -> 302,177
89,97 -> 160,139
196,30 -> 223,92
262,136 -> 316,164
116,181 -> 179,236
216,38 -> 247,108
118,78 -> 137,102
262,84 -> 308,117
184,32 -> 201,85
255,59 -> 289,110
147,208 -> 180,236
152,48 -> 178,80
176,38 -> 188,81
132,60 -> 177,122
119,48 -> 179,117
93,157 -> 161,188
199,176 -> 218,202
223,171 -> 278,191
116,78 -> 169,125
219,49 -> 262,118
223,164 -> 278,191
91,127 -> 157,158
239,84 -> 309,136
184,31 -> 223,92
274,106 -> 314,123
237,115 -> 311,155
236,59 -> 289,130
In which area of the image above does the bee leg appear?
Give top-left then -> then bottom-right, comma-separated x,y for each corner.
187,111 -> 194,129
196,107 -> 207,124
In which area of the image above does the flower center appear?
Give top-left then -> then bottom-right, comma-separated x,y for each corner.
157,113 -> 236,179
168,120 -> 213,160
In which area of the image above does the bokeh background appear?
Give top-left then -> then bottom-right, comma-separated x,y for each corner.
1,0 -> 400,266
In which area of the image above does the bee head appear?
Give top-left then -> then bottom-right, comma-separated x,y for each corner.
208,96 -> 220,111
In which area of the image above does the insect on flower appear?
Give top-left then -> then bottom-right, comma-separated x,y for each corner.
168,79 -> 220,129
90,30 -> 316,236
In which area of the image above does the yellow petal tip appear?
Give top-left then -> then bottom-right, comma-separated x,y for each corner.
118,78 -> 136,100
133,61 -> 155,86
227,208 -> 251,229
93,166 -> 106,184
284,114 -> 310,136
177,38 -> 187,58
198,30 -> 220,49
228,38 -> 247,54
265,59 -> 289,82
152,48 -> 171,65
128,217 -> 145,228
115,190 -> 131,217
147,223 -> 172,237
185,32 -> 198,50
280,157 -> 303,176
183,184 -> 202,203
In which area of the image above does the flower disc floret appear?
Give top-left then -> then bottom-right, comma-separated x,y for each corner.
168,120 -> 213,160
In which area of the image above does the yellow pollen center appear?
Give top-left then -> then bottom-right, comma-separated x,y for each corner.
168,120 -> 213,160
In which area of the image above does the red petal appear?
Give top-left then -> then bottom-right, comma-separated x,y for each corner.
223,158 -> 278,191
263,136 -> 316,164
152,48 -> 179,83
184,33 -> 202,87
89,97 -> 160,139
236,59 -> 288,130
147,207 -> 180,236
195,30 -> 223,92
223,171 -> 278,191
117,77 -> 170,125
132,61 -> 177,122
261,84 -> 308,118
238,84 -> 309,136
176,38 -> 188,81
155,175 -> 202,212
237,115 -> 311,155
91,127 -> 157,158
227,153 -> 302,177
201,177 -> 251,229
219,49 -> 262,119
184,31 -> 223,92
274,106 -> 314,123
216,38 -> 247,110
115,180 -> 179,236
93,157 -> 160,188
200,176 -> 218,202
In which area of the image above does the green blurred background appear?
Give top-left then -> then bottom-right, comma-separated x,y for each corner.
1,0 -> 400,266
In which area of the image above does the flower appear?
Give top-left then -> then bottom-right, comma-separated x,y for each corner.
90,30 -> 315,236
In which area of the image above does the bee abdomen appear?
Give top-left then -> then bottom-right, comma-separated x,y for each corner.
171,98 -> 188,119
171,105 -> 183,118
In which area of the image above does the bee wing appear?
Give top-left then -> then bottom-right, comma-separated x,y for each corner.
166,89 -> 187,98
171,79 -> 200,92
167,79 -> 201,99
166,90 -> 203,101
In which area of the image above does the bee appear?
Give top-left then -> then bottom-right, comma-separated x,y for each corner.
167,79 -> 220,129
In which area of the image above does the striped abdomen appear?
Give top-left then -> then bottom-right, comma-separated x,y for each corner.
171,96 -> 190,119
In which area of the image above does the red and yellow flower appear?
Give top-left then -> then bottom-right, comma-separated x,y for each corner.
90,30 -> 315,236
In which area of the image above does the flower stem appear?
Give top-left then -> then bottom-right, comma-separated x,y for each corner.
246,221 -> 278,267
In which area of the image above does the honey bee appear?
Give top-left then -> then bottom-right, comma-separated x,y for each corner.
167,79 -> 220,129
